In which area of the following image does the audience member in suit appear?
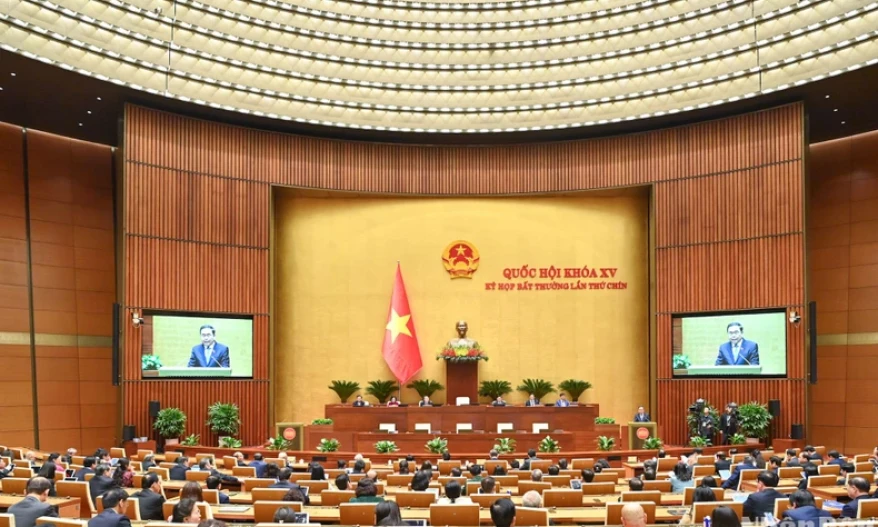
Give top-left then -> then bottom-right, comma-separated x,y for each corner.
838,463 -> 856,486
798,464 -> 819,491
169,456 -> 191,481
521,449 -> 540,471
282,487 -> 308,504
94,449 -> 112,467
750,449 -> 767,469
700,476 -> 719,488
171,498 -> 202,524
767,456 -> 782,474
131,473 -> 165,521
783,490 -> 832,523
141,455 -> 156,473
0,457 -> 14,479
642,469 -> 657,481
269,468 -> 310,504
64,448 -> 77,465
490,498 -> 516,527
743,471 -> 785,521
721,456 -> 756,490
206,476 -> 230,504
88,488 -> 132,527
803,446 -> 823,462
89,464 -> 118,506
8,477 -> 58,527
679,486 -> 718,524
633,407 -> 650,422
310,463 -> 326,482
784,449 -> 801,468
335,473 -> 350,491
418,395 -> 433,407
842,477 -> 872,518
248,453 -> 268,478
352,395 -> 367,407
351,460 -> 366,475
524,394 -> 539,407
76,457 -> 97,481
233,452 -> 246,467
827,450 -> 844,466
36,461 -> 58,497
492,396 -> 507,407
179,481 -> 204,503
198,458 -> 239,485
714,452 -> 731,474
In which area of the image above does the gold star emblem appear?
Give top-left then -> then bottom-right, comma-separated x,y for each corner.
386,309 -> 412,343
455,245 -> 467,256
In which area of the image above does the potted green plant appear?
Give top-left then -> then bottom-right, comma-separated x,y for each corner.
672,354 -> 691,370
206,402 -> 241,446
689,436 -> 708,448
267,435 -> 292,451
317,438 -> 340,452
478,380 -> 513,402
375,440 -> 399,454
538,436 -> 561,453
425,437 -> 448,454
153,407 -> 186,446
737,402 -> 772,442
558,379 -> 592,403
328,380 -> 361,404
366,380 -> 399,404
311,418 -> 333,425
516,379 -> 555,403
220,437 -> 242,448
596,436 -> 615,451
594,417 -> 616,424
406,379 -> 444,400
142,355 -> 163,370
642,437 -> 663,450
493,438 -> 516,454
729,433 -> 747,445
180,433 -> 199,447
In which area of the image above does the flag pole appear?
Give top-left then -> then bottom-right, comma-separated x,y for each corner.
397,260 -> 401,404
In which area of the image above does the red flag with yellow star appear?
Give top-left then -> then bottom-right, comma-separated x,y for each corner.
382,264 -> 422,383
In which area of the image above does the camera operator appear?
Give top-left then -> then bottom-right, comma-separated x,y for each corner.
720,403 -> 739,445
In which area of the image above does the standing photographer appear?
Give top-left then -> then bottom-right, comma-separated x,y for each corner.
720,403 -> 738,445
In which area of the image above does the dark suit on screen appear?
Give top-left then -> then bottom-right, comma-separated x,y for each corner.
715,339 -> 760,366
187,343 -> 230,368
88,509 -> 132,527
8,496 -> 58,527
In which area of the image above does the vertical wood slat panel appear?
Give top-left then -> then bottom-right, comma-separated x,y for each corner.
122,102 -> 805,446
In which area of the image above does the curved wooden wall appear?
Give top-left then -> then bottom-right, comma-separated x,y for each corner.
122,103 -> 806,446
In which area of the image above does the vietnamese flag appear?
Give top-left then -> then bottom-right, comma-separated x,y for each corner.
382,264 -> 423,383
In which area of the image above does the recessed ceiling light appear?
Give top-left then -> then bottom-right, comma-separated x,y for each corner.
78,123 -> 83,127
841,121 -> 846,124
0,87 -> 3,91
833,108 -> 838,112
10,73 -> 15,77
96,96 -> 102,101
87,111 -> 92,114
825,95 -> 830,98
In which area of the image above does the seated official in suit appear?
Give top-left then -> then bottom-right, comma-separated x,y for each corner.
714,452 -> 731,474
633,406 -> 650,422
842,477 -> 872,518
249,452 -> 267,478
784,449 -> 801,467
721,456 -> 756,490
90,464 -> 118,506
8,477 -> 58,527
491,498 -> 516,527
386,396 -> 400,407
141,454 -> 157,472
199,458 -> 239,485
743,471 -> 785,521
521,449 -> 540,470
492,396 -> 507,407
555,393 -> 571,407
37,460 -> 58,497
132,473 -> 165,521
349,478 -> 384,503
419,395 -> 433,407
715,322 -> 760,366
206,476 -> 230,504
169,456 -> 191,481
187,324 -> 230,368
352,395 -> 368,407
525,394 -> 539,407
270,468 -> 311,504
838,463 -> 856,485
783,490 -> 832,523
89,488 -> 132,527
798,464 -> 819,490
0,456 -> 14,479
827,450 -> 845,466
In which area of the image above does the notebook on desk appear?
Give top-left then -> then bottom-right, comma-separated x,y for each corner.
719,469 -> 731,480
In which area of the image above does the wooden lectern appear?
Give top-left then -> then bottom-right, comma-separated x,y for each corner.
445,362 -> 479,403
628,421 -> 657,450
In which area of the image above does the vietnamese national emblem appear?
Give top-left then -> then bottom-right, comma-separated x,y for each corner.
442,240 -> 480,279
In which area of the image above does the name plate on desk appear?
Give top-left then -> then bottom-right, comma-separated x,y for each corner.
679,365 -> 762,376
144,367 -> 233,378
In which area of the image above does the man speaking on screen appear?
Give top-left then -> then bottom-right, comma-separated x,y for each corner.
714,322 -> 759,366
188,324 -> 231,368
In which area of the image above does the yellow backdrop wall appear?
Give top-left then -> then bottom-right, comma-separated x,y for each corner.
274,190 -> 649,425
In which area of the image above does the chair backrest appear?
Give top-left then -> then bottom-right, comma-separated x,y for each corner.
387,474 -> 414,487
857,498 -> 878,519
737,469 -> 762,491
221,456 -> 237,469
161,501 -> 213,521
430,503 -> 480,526
731,454 -> 748,464
848,472 -> 876,483
136,450 -> 154,460
1,478 -> 28,495
856,462 -> 875,473
571,458 -> 594,470
298,480 -> 329,494
245,478 -> 278,491
253,501 -> 302,523
581,482 -> 615,495
321,490 -> 356,507
251,488 -> 292,502
692,465 -> 714,477
98,496 -> 141,520
439,476 -> 467,489
683,486 -> 723,505
397,491 -> 437,508
543,475 -> 570,487
56,480 -> 94,518
806,475 -> 838,488
543,489 -> 582,508
110,448 -> 126,459
469,493 -> 508,508
818,464 -> 841,475
201,489 -> 219,504
778,467 -> 801,479
657,458 -> 677,472
642,480 -> 672,492
12,468 -> 32,479
339,503 -> 377,525
516,507 -> 549,526
773,496 -> 825,518
148,467 -> 170,480
438,460 -> 461,475
696,456 -> 716,465
158,463 -> 176,469
621,491 -> 661,505
0,513 -> 15,527
185,471 -> 210,482
484,461 -> 508,475
493,475 -> 518,487
233,466 -> 257,477
195,454 -> 215,465
35,518 -> 87,527
529,460 -> 551,473
518,481 -> 551,496
591,473 -> 617,483
465,482 -> 486,496
693,501 -> 744,523
605,502 -> 656,525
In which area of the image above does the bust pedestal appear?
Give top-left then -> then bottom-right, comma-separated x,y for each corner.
445,361 -> 479,404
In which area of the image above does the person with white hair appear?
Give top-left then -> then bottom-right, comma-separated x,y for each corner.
621,504 -> 647,527
521,490 -> 542,508
530,469 -> 543,482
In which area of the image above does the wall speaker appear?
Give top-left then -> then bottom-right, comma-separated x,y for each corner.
809,301 -> 818,384
791,423 -> 805,440
768,400 -> 781,418
112,303 -> 120,386
149,401 -> 161,418
122,425 -> 135,442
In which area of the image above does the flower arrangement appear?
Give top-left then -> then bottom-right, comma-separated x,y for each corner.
436,343 -> 488,362
317,438 -> 340,452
